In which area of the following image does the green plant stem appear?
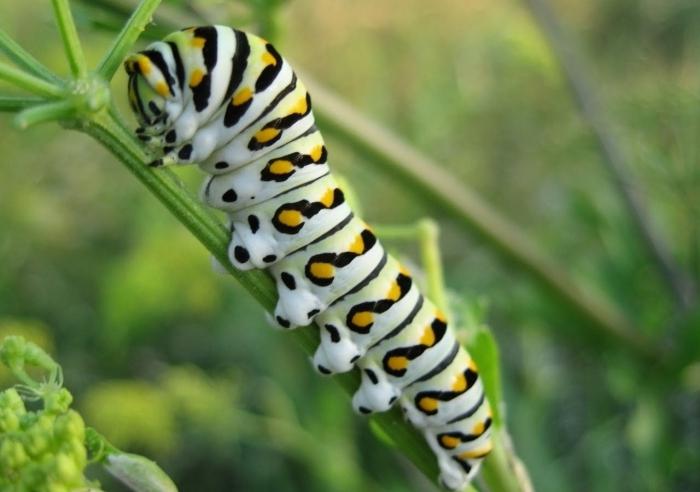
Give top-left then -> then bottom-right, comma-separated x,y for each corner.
0,95 -> 44,112
301,72 -> 657,362
51,0 -> 88,78
418,219 -> 448,314
0,28 -> 60,82
97,0 -> 163,79
0,62 -> 64,98
481,430 -> 530,492
14,99 -> 77,128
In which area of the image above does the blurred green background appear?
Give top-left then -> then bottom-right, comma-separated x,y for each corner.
1,0 -> 699,491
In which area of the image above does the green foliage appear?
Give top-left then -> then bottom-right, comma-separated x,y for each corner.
82,381 -> 177,454
0,336 -> 178,492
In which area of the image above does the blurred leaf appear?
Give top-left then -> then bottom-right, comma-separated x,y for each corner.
82,381 -> 177,454
466,326 -> 504,429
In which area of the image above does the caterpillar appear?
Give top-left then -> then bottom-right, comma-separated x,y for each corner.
125,25 -> 492,490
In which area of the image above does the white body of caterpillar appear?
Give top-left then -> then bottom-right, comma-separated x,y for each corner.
125,25 -> 492,490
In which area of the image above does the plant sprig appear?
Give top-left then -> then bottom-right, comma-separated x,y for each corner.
0,336 -> 178,492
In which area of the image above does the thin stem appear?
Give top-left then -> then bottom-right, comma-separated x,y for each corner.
418,219 -> 448,314
51,0 -> 88,78
0,28 -> 60,82
14,99 -> 78,129
523,0 -> 696,311
0,95 -> 45,112
300,72 -> 657,362
0,62 -> 65,98
480,430 -> 532,492
97,0 -> 163,79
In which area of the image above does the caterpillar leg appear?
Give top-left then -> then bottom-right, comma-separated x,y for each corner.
273,276 -> 325,328
227,225 -> 277,271
351,362 -> 400,414
311,320 -> 361,374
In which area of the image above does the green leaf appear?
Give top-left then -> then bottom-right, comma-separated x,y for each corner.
465,327 -> 504,428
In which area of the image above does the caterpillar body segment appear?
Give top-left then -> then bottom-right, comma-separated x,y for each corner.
269,217 -> 386,328
312,256 -> 422,374
126,25 -> 492,490
201,128 -> 329,209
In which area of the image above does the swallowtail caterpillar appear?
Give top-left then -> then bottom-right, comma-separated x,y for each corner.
125,25 -> 492,490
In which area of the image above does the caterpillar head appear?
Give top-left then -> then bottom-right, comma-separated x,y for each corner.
125,53 -> 168,129
123,28 -> 213,157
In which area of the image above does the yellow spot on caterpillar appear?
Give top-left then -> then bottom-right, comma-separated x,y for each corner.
399,264 -> 411,276
191,37 -> 206,48
468,358 -> 478,372
190,68 -> 204,87
420,326 -> 436,346
472,421 -> 486,435
137,56 -> 152,75
290,96 -> 308,115
458,443 -> 493,460
310,262 -> 334,279
232,87 -> 252,105
436,310 -> 447,323
418,397 -> 438,413
269,160 -> 295,175
386,282 -> 401,301
310,145 -> 323,161
351,311 -> 373,328
278,210 -> 303,227
440,435 -> 461,449
155,81 -> 170,97
261,51 -> 277,66
452,372 -> 467,392
319,188 -> 335,207
255,127 -> 281,144
347,234 -> 365,255
387,356 -> 409,372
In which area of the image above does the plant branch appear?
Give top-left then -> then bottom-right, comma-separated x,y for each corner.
51,0 -> 88,78
481,430 -> 533,492
0,95 -> 44,112
14,99 -> 78,129
0,62 -> 64,98
97,0 -> 163,79
299,72 -> 657,362
418,219 -> 449,314
0,28 -> 60,83
523,0 -> 696,311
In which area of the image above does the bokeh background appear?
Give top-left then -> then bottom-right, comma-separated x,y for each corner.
1,0 -> 699,491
